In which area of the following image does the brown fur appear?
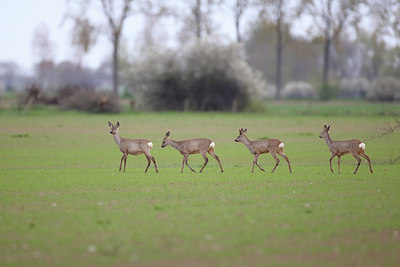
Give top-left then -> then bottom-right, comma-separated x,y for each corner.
235,128 -> 292,173
161,131 -> 223,173
319,125 -> 373,174
108,121 -> 158,173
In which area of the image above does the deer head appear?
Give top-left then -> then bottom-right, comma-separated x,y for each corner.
161,131 -> 171,148
235,128 -> 247,142
108,121 -> 120,135
319,124 -> 331,138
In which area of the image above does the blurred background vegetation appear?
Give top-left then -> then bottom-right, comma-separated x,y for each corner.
0,0 -> 399,113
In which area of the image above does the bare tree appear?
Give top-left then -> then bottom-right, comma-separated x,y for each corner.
31,23 -> 56,88
100,0 -> 133,96
232,0 -> 250,43
65,0 -> 137,97
179,0 -> 222,42
256,0 -> 301,99
70,18 -> 98,65
366,0 -> 400,46
137,1 -> 172,49
31,23 -> 55,63
303,0 -> 361,99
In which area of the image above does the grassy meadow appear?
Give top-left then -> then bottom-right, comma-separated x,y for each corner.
0,102 -> 400,266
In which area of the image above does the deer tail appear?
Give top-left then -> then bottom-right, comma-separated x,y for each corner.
279,142 -> 284,149
210,141 -> 215,149
359,143 -> 365,150
148,142 -> 153,149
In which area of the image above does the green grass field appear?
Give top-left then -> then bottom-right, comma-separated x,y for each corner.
1,102 -> 400,266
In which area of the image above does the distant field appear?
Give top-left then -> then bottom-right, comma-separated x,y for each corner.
0,102 -> 399,266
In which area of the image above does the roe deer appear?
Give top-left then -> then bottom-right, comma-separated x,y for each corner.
319,125 -> 373,174
235,128 -> 292,173
161,131 -> 223,173
108,121 -> 158,173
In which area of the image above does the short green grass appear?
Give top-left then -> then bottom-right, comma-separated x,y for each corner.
0,103 -> 400,266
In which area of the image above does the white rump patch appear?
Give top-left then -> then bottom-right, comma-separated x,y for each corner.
148,142 -> 153,149
279,143 -> 284,148
359,143 -> 365,150
210,141 -> 215,149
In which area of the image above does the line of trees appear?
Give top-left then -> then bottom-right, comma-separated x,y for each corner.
1,0 -> 399,107
61,0 -> 399,100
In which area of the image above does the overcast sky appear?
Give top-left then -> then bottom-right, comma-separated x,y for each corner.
1,1 -> 72,72
3,1 -> 387,74
0,0 -> 245,73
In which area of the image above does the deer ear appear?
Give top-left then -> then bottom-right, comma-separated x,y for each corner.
327,125 -> 331,131
166,131 -> 170,137
116,121 -> 120,127
108,121 -> 113,127
244,128 -> 247,133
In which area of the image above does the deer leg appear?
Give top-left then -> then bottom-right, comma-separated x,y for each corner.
151,155 -> 158,173
209,150 -> 224,173
144,155 -> 151,173
144,153 -> 158,173
180,154 -> 195,173
271,152 -> 280,173
337,156 -> 341,174
123,154 -> 128,173
199,152 -> 209,173
181,156 -> 185,173
359,152 -> 373,174
119,155 -> 124,172
251,154 -> 256,173
329,154 -> 336,173
184,155 -> 196,173
278,151 -> 292,173
352,154 -> 362,174
253,154 -> 265,172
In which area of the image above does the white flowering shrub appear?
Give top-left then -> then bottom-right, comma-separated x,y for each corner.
126,40 -> 269,111
282,81 -> 315,99
339,78 -> 369,99
127,49 -> 186,110
367,77 -> 400,101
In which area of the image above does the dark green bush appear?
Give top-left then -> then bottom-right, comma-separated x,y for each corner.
127,41 -> 268,111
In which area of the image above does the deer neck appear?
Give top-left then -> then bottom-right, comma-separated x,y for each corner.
324,132 -> 333,147
169,139 -> 183,152
242,135 -> 253,149
113,130 -> 122,146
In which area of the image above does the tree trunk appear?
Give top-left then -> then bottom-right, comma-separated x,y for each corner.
322,37 -> 330,88
112,35 -> 119,97
321,0 -> 332,100
195,0 -> 202,39
276,17 -> 282,100
235,13 -> 241,42
321,36 -> 331,100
